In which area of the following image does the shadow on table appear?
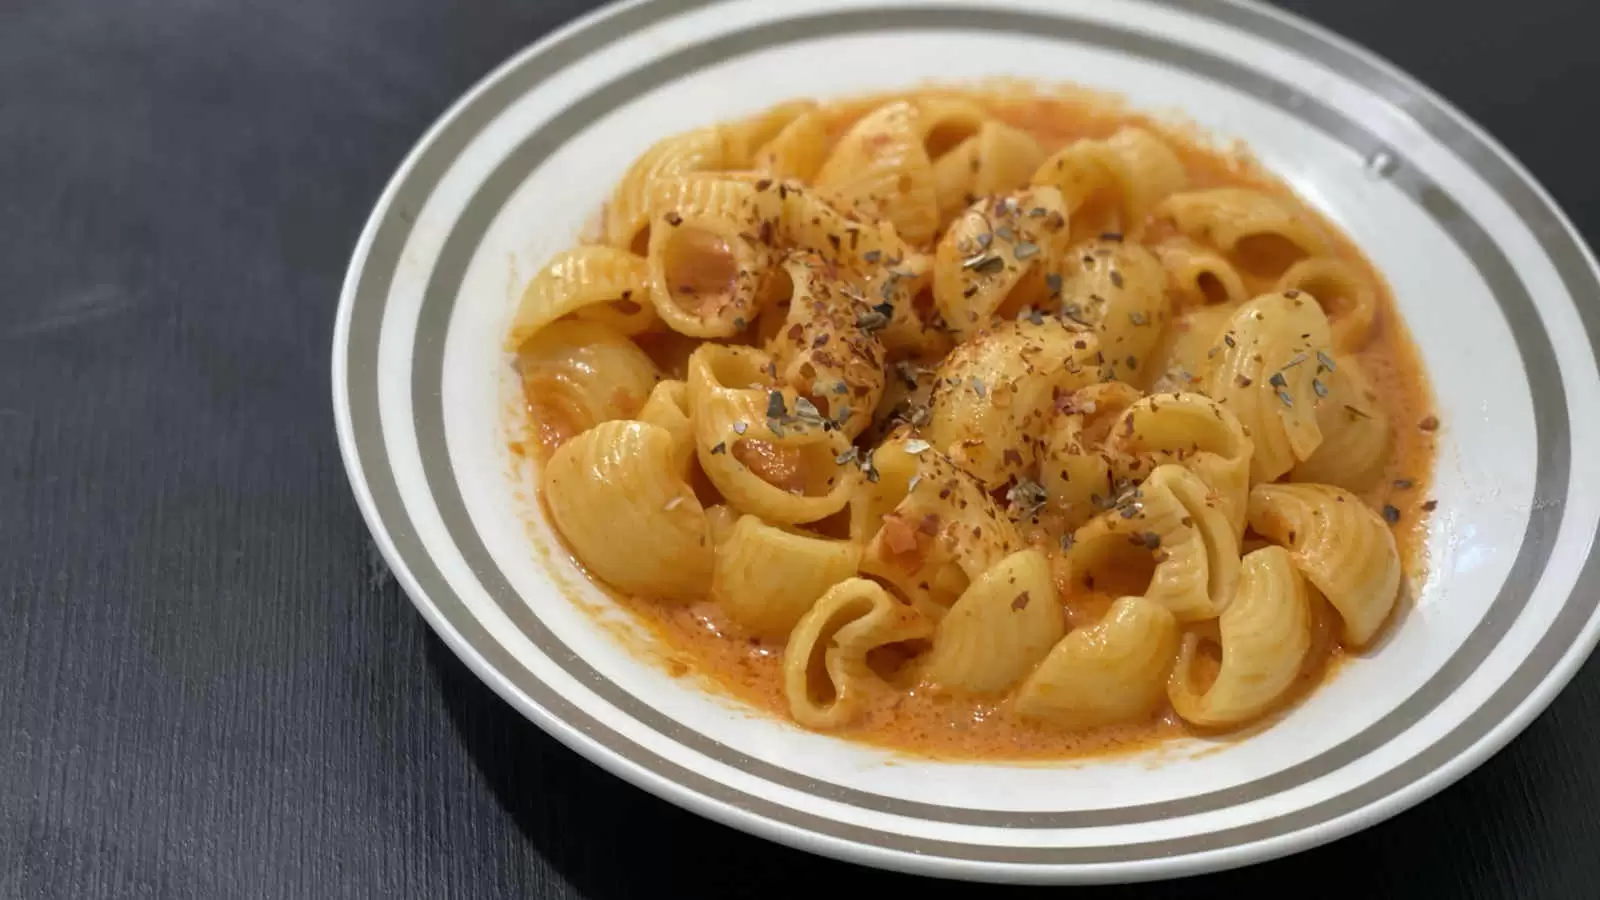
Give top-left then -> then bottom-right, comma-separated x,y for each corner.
423,632 -> 1554,899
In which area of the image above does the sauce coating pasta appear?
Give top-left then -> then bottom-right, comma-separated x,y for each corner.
510,86 -> 1438,760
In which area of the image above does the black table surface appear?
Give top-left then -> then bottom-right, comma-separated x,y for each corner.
5,0 -> 1599,896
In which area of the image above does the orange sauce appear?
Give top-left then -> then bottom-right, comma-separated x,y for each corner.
511,87 -> 1437,761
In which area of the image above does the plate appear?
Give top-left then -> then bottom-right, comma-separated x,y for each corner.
331,0 -> 1600,883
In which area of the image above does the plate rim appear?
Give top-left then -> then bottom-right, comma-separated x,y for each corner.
331,0 -> 1600,883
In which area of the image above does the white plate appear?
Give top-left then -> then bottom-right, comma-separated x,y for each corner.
331,0 -> 1600,884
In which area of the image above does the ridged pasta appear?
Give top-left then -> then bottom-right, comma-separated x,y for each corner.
1275,257 -> 1378,353
932,186 -> 1071,335
646,174 -> 783,337
931,121 -> 1045,225
1104,392 -> 1254,538
1149,301 -> 1238,390
814,101 -> 940,245
763,252 -> 887,438
751,109 -> 830,182
1201,292 -> 1333,481
921,549 -> 1066,694
1014,596 -> 1179,727
855,433 -> 1021,620
1155,238 -> 1248,308
1067,464 -> 1239,622
723,100 -> 817,167
1039,381 -> 1144,530
1168,545 -> 1312,727
516,320 -> 661,457
605,127 -> 728,252
1057,238 -> 1170,383
1248,483 -> 1401,647
783,578 -> 931,729
923,318 -> 1102,487
508,246 -> 656,349
1153,188 -> 1331,276
711,514 -> 861,639
543,421 -> 712,602
1031,127 -> 1188,242
686,344 -> 857,524
635,379 -> 694,477
1291,354 -> 1390,491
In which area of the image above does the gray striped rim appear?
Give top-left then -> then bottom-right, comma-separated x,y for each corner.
336,0 -> 1600,868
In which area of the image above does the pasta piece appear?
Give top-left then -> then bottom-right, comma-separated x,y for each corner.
1148,301 -> 1238,390
1168,546 -> 1312,727
932,187 -> 1071,336
686,344 -> 857,524
704,503 -> 740,546
777,183 -> 918,273
814,101 -> 939,245
1031,127 -> 1188,242
1154,238 -> 1248,308
1056,238 -> 1170,383
507,246 -> 655,349
751,109 -> 831,182
784,578 -> 932,729
931,121 -> 1045,225
516,320 -> 661,458
1067,464 -> 1239,622
723,100 -> 817,167
1152,188 -> 1331,276
1201,292 -> 1332,481
923,318 -> 1101,487
764,252 -> 887,438
921,549 -> 1066,694
1248,483 -> 1400,647
1104,392 -> 1254,538
1013,596 -> 1179,727
605,127 -> 728,252
913,94 -> 989,160
712,514 -> 861,640
646,174 -> 782,338
1275,257 -> 1378,353
635,379 -> 694,477
855,433 -> 1021,620
543,421 -> 712,602
1291,354 -> 1390,491
1039,382 -> 1144,530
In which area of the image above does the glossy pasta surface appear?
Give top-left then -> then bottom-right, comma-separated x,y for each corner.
509,87 -> 1439,760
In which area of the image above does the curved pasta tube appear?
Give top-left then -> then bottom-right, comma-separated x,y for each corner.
646,175 -> 783,338
605,127 -> 728,252
814,101 -> 940,246
686,344 -> 857,524
1155,238 -> 1248,308
711,515 -> 861,640
1275,257 -> 1378,353
932,187 -> 1071,336
921,549 -> 1066,694
1248,483 -> 1401,647
1153,188 -> 1331,276
1013,596 -> 1179,727
1149,301 -> 1238,389
508,246 -> 656,349
723,99 -> 817,167
1292,354 -> 1390,491
1057,238 -> 1170,383
543,421 -> 712,602
783,578 -> 932,729
913,94 -> 989,160
777,184 -> 920,276
1031,127 -> 1188,242
924,318 -> 1102,487
516,320 -> 661,458
931,121 -> 1045,225
1039,382 -> 1144,530
1201,292 -> 1333,481
635,379 -> 694,478
1168,546 -> 1312,727
1104,392 -> 1254,538
751,109 -> 830,181
1068,464 -> 1239,622
764,253 -> 887,438
855,434 -> 1021,619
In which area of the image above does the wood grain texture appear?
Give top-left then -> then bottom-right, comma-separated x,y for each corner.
0,0 -> 1595,897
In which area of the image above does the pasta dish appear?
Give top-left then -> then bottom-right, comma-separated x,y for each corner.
506,87 -> 1437,758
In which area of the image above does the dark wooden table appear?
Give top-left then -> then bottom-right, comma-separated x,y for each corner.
4,1 -> 1598,896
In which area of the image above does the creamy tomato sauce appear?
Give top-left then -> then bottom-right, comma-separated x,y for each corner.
514,88 -> 1437,760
